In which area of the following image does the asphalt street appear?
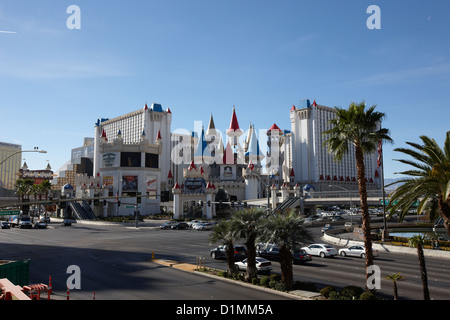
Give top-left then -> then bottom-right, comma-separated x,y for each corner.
0,221 -> 449,300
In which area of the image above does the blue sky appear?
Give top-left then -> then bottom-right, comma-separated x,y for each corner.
0,0 -> 449,179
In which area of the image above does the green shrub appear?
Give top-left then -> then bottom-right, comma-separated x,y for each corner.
260,276 -> 270,287
320,286 -> 337,298
251,277 -> 259,285
341,285 -> 364,298
270,273 -> 281,282
359,291 -> 377,300
273,282 -> 286,292
269,280 -> 278,288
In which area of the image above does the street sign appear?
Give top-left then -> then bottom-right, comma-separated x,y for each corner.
0,210 -> 20,216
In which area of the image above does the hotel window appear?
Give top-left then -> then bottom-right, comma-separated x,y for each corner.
121,152 -> 141,167
145,153 -> 159,169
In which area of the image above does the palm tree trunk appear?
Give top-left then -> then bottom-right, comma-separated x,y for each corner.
245,236 -> 258,282
280,246 -> 293,290
226,243 -> 238,274
355,142 -> 374,290
393,281 -> 398,300
417,245 -> 430,300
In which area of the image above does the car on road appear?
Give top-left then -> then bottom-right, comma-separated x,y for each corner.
34,219 -> 47,229
210,245 -> 247,261
19,216 -> 33,229
321,224 -> 332,233
292,249 -> 313,264
338,245 -> 378,258
301,244 -> 338,258
61,219 -> 72,226
256,245 -> 312,264
187,220 -> 203,228
171,222 -> 189,230
1,221 -> 10,229
235,257 -> 272,275
160,221 -> 178,229
193,222 -> 213,231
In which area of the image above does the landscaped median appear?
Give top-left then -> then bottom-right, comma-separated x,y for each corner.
150,257 -> 322,300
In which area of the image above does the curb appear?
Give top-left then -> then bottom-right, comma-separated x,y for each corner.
151,259 -> 321,300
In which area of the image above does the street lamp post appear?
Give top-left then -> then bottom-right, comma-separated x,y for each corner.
0,149 -> 47,167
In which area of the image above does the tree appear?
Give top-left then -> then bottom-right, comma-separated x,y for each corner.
409,235 -> 430,300
231,209 -> 265,282
209,220 -> 238,274
387,132 -> 450,236
259,210 -> 312,290
323,101 -> 393,290
385,272 -> 404,300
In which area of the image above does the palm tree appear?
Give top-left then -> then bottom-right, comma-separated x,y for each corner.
323,101 -> 393,290
231,209 -> 265,282
259,210 -> 312,290
14,178 -> 34,215
40,180 -> 52,219
409,235 -> 430,300
385,272 -> 404,300
387,132 -> 450,236
209,220 -> 238,274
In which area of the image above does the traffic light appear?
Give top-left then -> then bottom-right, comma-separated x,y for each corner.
117,200 -> 121,207
231,201 -> 235,208
103,200 -> 107,206
207,201 -> 211,207
244,202 -> 247,208
137,192 -> 141,204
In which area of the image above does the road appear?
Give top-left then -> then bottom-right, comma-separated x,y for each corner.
0,221 -> 449,300
0,223 -> 288,300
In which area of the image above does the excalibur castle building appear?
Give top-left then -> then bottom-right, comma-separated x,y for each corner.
70,99 -> 382,218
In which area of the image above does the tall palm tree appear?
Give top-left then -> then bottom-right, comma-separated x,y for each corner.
409,235 -> 430,300
209,220 -> 238,274
259,210 -> 312,290
323,101 -> 393,290
385,272 -> 404,300
231,209 -> 265,282
387,132 -> 450,236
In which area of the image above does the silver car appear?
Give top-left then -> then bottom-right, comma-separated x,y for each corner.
339,245 -> 378,258
301,243 -> 338,258
235,257 -> 272,275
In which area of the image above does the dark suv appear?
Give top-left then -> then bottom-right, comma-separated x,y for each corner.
210,245 -> 247,261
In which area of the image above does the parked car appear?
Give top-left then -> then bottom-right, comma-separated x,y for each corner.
257,245 -> 312,264
160,221 -> 178,229
171,222 -> 189,230
1,221 -> 10,229
61,219 -> 72,226
235,257 -> 272,275
40,216 -> 51,223
301,244 -> 338,258
193,222 -> 213,231
210,245 -> 247,261
338,245 -> 378,258
19,216 -> 33,229
34,219 -> 47,229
